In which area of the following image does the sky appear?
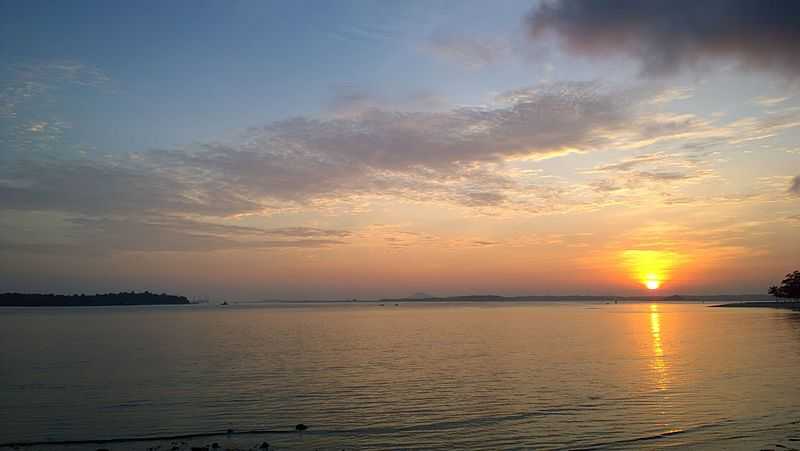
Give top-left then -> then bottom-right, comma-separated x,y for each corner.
1,0 -> 799,300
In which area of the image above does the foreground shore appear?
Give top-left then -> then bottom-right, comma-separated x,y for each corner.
0,430 -> 320,451
712,301 -> 800,310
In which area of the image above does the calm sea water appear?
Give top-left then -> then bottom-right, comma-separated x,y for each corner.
1,302 -> 798,450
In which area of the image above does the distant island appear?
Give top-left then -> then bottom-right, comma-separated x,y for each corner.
248,293 -> 775,304
0,292 -> 191,307
383,293 -> 775,303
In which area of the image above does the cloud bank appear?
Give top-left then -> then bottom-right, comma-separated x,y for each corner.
3,79 -> 798,257
1,82 -> 643,218
527,0 -> 800,77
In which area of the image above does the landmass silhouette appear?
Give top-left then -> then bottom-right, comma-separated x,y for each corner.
0,291 -> 190,307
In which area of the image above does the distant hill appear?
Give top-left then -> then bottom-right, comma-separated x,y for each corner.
0,292 -> 191,307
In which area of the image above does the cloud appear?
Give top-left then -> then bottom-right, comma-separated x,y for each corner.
0,217 -> 349,256
0,61 -> 109,119
325,85 -> 448,117
426,31 -> 510,68
585,151 -> 714,194
790,175 -> 800,195
753,96 -> 791,107
1,61 -> 110,161
589,153 -> 669,172
132,81 -> 642,212
0,159 -> 259,217
527,0 -> 800,77
2,81 -> 787,225
648,87 -> 694,105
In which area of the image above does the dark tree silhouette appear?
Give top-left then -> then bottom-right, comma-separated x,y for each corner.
768,270 -> 800,301
0,292 -> 190,307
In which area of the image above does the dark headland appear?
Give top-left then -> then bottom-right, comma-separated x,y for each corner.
0,292 -> 191,307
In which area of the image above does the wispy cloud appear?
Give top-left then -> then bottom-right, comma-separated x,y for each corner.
1,217 -> 349,256
325,84 -> 448,117
425,31 -> 510,68
753,96 -> 791,107
0,61 -> 109,119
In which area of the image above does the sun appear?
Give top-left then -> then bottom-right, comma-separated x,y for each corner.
620,250 -> 685,292
645,279 -> 661,290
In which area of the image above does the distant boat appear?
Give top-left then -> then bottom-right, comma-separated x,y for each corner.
221,301 -> 228,306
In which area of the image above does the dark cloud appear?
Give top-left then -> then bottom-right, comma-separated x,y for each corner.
790,175 -> 800,195
527,0 -> 800,77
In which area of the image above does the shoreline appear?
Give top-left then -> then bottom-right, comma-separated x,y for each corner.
711,301 -> 800,310
0,428 -> 300,449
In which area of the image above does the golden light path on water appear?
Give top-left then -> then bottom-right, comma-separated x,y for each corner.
649,304 -> 668,391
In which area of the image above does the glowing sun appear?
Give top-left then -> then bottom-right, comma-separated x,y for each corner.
645,279 -> 661,290
621,250 -> 685,292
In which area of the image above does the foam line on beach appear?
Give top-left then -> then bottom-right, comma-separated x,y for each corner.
0,428 -> 298,448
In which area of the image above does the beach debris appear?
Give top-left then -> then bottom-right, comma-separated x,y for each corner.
295,423 -> 308,431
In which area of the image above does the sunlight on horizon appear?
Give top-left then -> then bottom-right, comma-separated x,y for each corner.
622,250 -> 688,291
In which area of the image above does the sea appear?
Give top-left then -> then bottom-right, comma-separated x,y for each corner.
1,302 -> 798,450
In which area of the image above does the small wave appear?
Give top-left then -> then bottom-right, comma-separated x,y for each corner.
562,418 -> 737,450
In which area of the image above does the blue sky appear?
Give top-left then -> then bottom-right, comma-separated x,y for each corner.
2,0 -> 550,152
1,0 -> 799,299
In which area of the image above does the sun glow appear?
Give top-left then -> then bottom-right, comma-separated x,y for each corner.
622,250 -> 687,291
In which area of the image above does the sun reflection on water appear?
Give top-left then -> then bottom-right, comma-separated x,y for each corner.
649,304 -> 668,390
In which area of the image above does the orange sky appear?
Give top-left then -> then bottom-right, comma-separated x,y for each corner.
1,2 -> 799,299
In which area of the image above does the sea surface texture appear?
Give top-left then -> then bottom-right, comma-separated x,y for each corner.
1,302 -> 798,450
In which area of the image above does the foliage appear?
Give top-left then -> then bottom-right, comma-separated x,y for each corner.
768,271 -> 800,300
0,291 -> 190,307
